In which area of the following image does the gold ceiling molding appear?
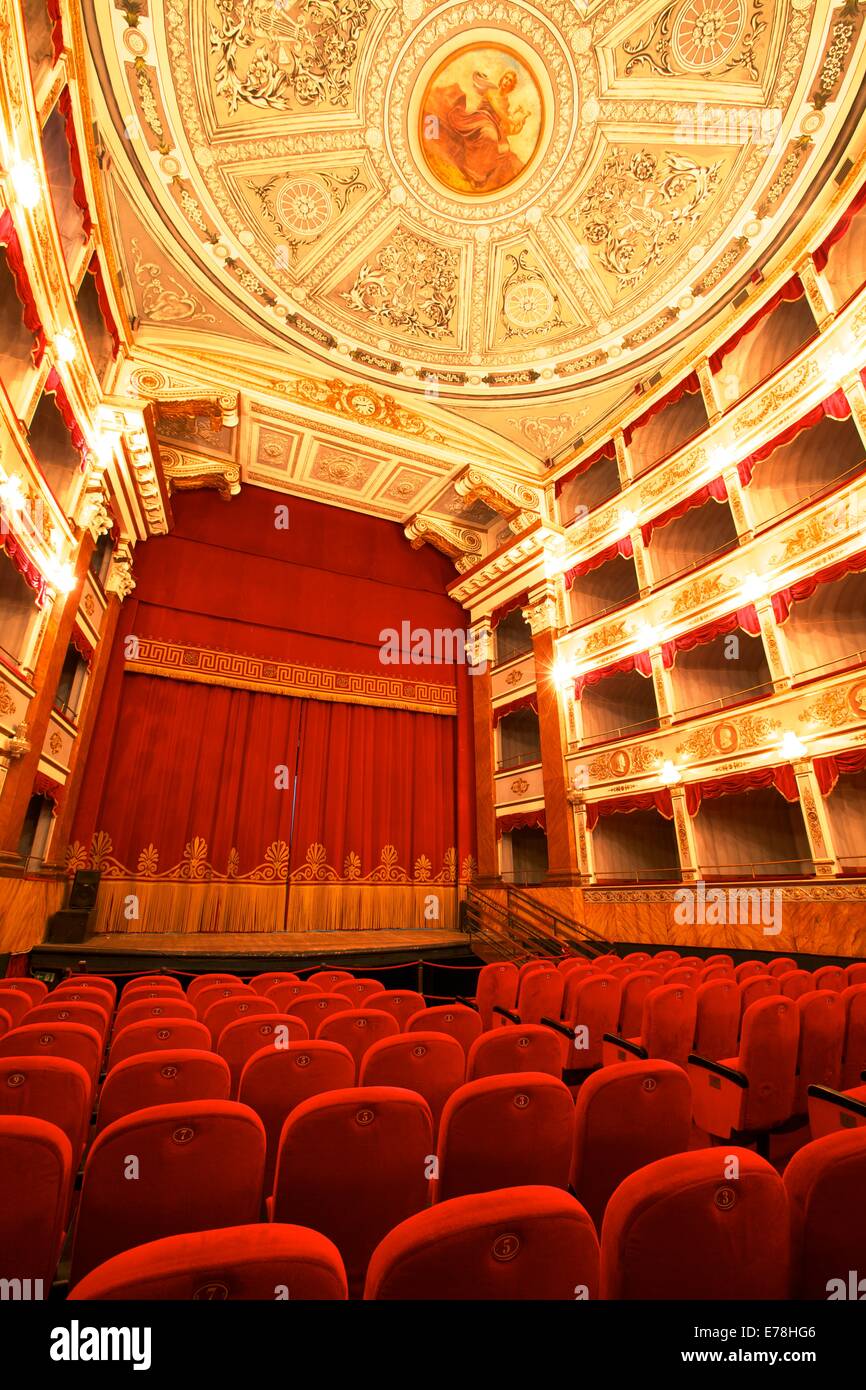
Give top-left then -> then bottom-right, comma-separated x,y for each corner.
160,448 -> 241,501
404,514 -> 485,571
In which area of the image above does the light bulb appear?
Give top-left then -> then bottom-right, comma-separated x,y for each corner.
0,474 -> 25,510
780,730 -> 806,760
659,759 -> 681,784
740,572 -> 766,603
9,159 -> 40,209
619,508 -> 638,534
54,331 -> 77,364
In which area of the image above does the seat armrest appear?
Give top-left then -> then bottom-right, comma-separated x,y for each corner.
603,1033 -> 647,1060
540,1016 -> 573,1040
687,1054 -> 749,1088
492,1005 -> 520,1024
808,1084 -> 866,1121
455,996 -> 479,1011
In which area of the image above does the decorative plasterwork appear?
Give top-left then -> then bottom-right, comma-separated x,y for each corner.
160,448 -> 241,500
453,466 -> 542,533
404,514 -> 484,571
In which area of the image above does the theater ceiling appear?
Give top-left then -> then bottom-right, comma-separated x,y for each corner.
79,0 -> 866,529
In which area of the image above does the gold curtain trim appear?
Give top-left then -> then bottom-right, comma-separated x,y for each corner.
125,638 -> 456,716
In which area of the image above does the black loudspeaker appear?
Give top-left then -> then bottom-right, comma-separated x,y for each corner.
45,909 -> 94,944
69,869 -> 101,911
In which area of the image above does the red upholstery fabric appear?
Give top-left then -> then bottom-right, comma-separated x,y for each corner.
121,974 -> 178,997
250,972 -> 299,996
333,978 -> 387,1007
69,1223 -> 348,1301
795,992 -> 845,1111
0,1009 -> 10,1039
26,1001 -> 109,1042
636,984 -> 697,1069
738,975 -> 778,1020
217,1014 -> 309,1098
467,1024 -> 562,1082
812,965 -> 846,993
0,1055 -> 91,1162
307,970 -> 354,990
238,1041 -> 355,1189
436,1073 -> 573,1201
114,998 -> 197,1035
1,979 -> 48,1006
841,984 -> 866,1088
848,964 -> 866,986
288,992 -> 360,1036
515,968 -> 564,1025
271,1087 -> 433,1297
316,1009 -> 399,1078
689,996 -> 799,1137
785,1130 -> 866,1298
70,1101 -> 266,1284
0,1022 -> 102,1092
97,1051 -> 232,1133
108,1019 -> 211,1072
406,1004 -> 482,1055
768,957 -> 798,978
571,1061 -> 692,1227
618,972 -> 660,1037
364,990 -> 427,1031
359,1032 -> 465,1128
265,982 -> 323,1012
779,970 -> 814,1000
0,1116 -> 73,1288
365,1186 -> 599,1300
0,989 -> 33,1028
52,984 -> 115,1011
121,983 -> 185,1005
693,980 -> 740,1062
600,1148 -> 790,1299
475,963 -> 519,1030
193,986 -> 252,1023
187,975 -> 244,1004
203,995 -> 277,1047
559,974 -> 623,1072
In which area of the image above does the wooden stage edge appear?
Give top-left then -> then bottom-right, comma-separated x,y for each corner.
30,928 -> 478,977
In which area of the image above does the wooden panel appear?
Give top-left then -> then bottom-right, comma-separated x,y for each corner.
0,874 -> 66,954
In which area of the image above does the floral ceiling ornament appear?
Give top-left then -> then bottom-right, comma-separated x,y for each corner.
341,227 -> 459,340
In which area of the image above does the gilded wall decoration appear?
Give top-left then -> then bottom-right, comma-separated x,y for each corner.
498,248 -> 566,341
506,413 -> 582,455
620,0 -> 769,80
130,239 -> 216,324
339,227 -> 459,340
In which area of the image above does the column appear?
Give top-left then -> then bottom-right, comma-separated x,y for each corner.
468,621 -> 499,882
793,759 -> 840,877
670,784 -> 700,882
614,430 -> 633,488
631,529 -> 654,595
841,370 -> 866,454
755,595 -> 794,691
568,793 -> 595,886
798,255 -> 836,329
0,531 -> 95,859
723,465 -> 757,541
649,645 -> 676,725
696,356 -> 724,424
524,586 -> 579,881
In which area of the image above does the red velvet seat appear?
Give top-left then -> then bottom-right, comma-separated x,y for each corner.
435,1073 -> 573,1202
599,1148 -> 790,1299
0,1055 -> 91,1162
794,991 -> 845,1113
108,1018 -> 211,1071
603,984 -> 696,1070
840,983 -> 866,1088
121,974 -> 180,998
0,1116 -> 73,1289
475,962 -> 518,1030
623,951 -> 651,964
70,1101 -> 266,1285
265,981 -> 323,1012
0,988 -> 35,1029
217,1014 -> 308,1097
120,983 -> 185,1006
51,984 -> 115,1013
618,971 -> 658,1037
364,990 -> 427,1031
847,963 -> 866,986
693,979 -> 740,1062
518,958 -> 556,981
768,956 -> 798,978
510,968 -> 564,1026
735,960 -> 765,983
316,1009 -> 398,1078
704,954 -> 733,968
738,974 -> 777,1020
698,965 -> 734,984
689,996 -> 799,1145
193,985 -> 252,1023
653,951 -> 680,965
1,978 -> 48,1007
250,972 -> 299,996
405,1003 -> 482,1055
558,957 -> 593,976
97,1051 -> 232,1132
570,1060 -> 692,1229
202,994 -> 277,1047
271,1087 -> 432,1298
785,1129 -> 866,1299
359,1032 -> 464,1129
553,973 -> 623,1079
807,1081 -> 866,1139
238,1040 -> 355,1189
67,975 -> 117,1006
307,970 -> 353,991
186,975 -> 244,1005
0,1008 -> 10,1039
664,967 -> 698,989
114,998 -> 197,1036
333,977 -> 386,1007
0,1022 -> 102,1092
289,992 -> 359,1036
467,1023 -> 562,1082
778,969 -> 814,1000
69,1223 -> 348,1301
365,1186 -> 600,1301
813,965 -> 846,993
26,1000 -> 109,1043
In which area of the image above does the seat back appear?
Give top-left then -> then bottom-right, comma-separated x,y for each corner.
265,981 -> 323,1012
693,980 -> 740,1062
193,985 -> 252,1023
841,983 -> 866,1089
795,991 -> 845,1110
739,996 -> 800,1132
778,969 -> 814,1000
698,964 -> 734,984
67,975 -> 117,1005
784,1129 -> 866,1299
307,970 -> 354,991
272,1087 -> 433,1297
0,1022 -> 102,1091
315,1010 -> 398,1078
238,1041 -> 355,1190
847,963 -> 866,986
599,1148 -> 789,1299
619,972 -> 658,1037
70,1101 -> 266,1285
97,1051 -> 232,1132
186,975 -> 244,1004
108,1019 -> 211,1072
406,1004 -> 482,1055
813,965 -> 846,993
704,954 -> 733,968
0,1055 -> 91,1161
0,978 -> 48,1007
289,992 -> 357,1035
26,1001 -> 109,1042
0,989 -> 35,1029
0,1115 -> 73,1287
364,1186 -> 599,1301
120,983 -> 184,1006
475,963 -> 518,1030
735,961 -> 765,983
250,972 -> 299,996
359,1032 -> 464,1127
202,995 -> 277,1047
436,1073 -> 573,1202
662,967 -> 698,989
518,959 -> 556,982
738,974 -> 777,1019
570,1060 -> 692,1228
768,956 -> 797,978
639,985 -> 697,1068
114,998 -> 197,1035
332,978 -> 386,1007
516,969 -> 564,1025
364,990 -> 427,1031
121,974 -> 180,998
51,985 -> 114,1012
217,1014 -> 308,1097
466,1023 -> 561,1081
562,974 -> 623,1072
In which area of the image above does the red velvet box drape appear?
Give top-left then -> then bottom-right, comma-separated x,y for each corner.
709,276 -> 804,374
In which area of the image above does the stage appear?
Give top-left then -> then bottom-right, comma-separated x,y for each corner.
29,928 -> 481,993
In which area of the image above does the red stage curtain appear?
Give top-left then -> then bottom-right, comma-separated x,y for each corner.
44,368 -> 88,463
771,546 -> 866,624
34,772 -> 63,813
46,0 -> 64,60
737,390 -> 852,487
87,254 -> 121,358
709,276 -> 804,374
564,535 -> 633,589
641,476 -> 728,546
663,604 -> 761,668
71,622 -> 94,667
555,440 -> 616,498
58,88 -> 93,236
623,373 -> 700,446
685,765 -> 799,815
489,590 -> 528,629
496,809 -> 546,837
0,209 -> 46,364
586,789 -> 673,832
0,511 -> 48,607
814,181 -> 866,271
574,648 -> 652,698
492,692 -> 538,726
814,748 -> 866,796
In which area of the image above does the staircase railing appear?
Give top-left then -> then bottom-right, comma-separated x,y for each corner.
461,884 -> 607,961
